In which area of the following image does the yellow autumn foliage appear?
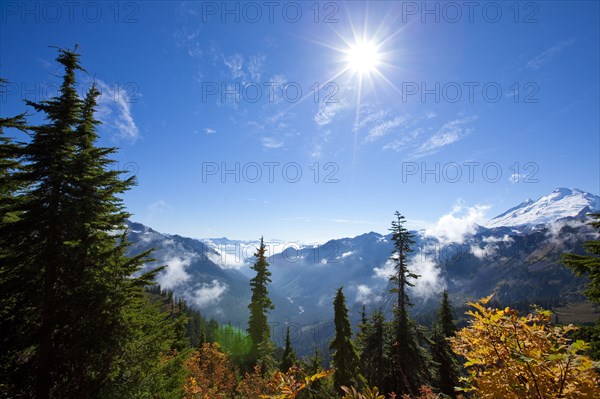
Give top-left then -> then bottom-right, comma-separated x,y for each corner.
450,295 -> 600,399
183,343 -> 331,399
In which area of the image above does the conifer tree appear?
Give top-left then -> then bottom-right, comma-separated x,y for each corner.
359,305 -> 368,331
247,237 -> 274,366
438,290 -> 456,338
98,288 -> 189,399
330,287 -> 363,393
280,325 -> 298,371
388,211 -> 428,395
431,290 -> 461,398
256,333 -> 277,375
0,79 -> 29,394
0,78 -> 26,212
308,347 -> 323,376
356,305 -> 370,378
359,309 -> 386,390
302,348 -> 332,399
0,47 -> 188,398
563,213 -> 600,359
0,47 -> 86,397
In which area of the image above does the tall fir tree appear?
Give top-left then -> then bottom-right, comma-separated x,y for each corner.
431,290 -> 461,398
359,309 -> 387,390
0,78 -> 29,395
0,77 -> 26,213
388,211 -> 428,395
0,47 -> 86,397
437,290 -> 456,338
563,213 -> 600,360
247,237 -> 275,367
0,47 -> 188,398
308,347 -> 323,376
356,305 -> 370,380
330,287 -> 364,393
256,333 -> 277,375
280,325 -> 298,371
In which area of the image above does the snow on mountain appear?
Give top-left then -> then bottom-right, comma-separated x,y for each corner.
201,238 -> 313,276
487,188 -> 600,228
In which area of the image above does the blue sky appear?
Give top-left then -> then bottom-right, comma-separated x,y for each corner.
1,1 -> 599,242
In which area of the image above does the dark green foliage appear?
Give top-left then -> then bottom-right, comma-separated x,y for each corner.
438,290 -> 457,338
388,211 -> 429,395
359,309 -> 388,390
98,287 -> 189,399
146,284 -> 219,348
299,348 -> 335,399
281,325 -> 298,371
256,334 -> 277,375
0,77 -> 26,217
563,213 -> 600,359
0,78 -> 30,397
330,287 -> 364,393
215,324 -> 252,365
247,237 -> 275,367
0,47 -> 188,398
431,290 -> 461,398
563,214 -> 600,305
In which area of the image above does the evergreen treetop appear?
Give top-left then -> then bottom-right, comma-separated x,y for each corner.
330,287 -> 364,393
247,237 -> 274,366
280,325 -> 298,372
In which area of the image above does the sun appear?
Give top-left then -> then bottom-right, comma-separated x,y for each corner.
344,40 -> 382,75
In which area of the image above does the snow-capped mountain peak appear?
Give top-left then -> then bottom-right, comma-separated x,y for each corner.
486,187 -> 600,228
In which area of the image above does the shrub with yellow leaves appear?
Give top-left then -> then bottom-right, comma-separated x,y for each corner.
262,366 -> 333,399
450,295 -> 600,399
183,343 -> 236,399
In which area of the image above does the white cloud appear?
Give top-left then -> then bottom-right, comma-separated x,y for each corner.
373,259 -> 395,280
173,24 -> 202,59
223,53 -> 245,79
248,54 -> 266,81
545,219 -> 597,246
96,80 -> 140,143
261,136 -> 284,149
508,173 -> 526,183
158,254 -> 194,289
206,251 -> 247,270
353,109 -> 389,131
205,127 -> 217,134
470,234 -> 514,259
365,115 -> 409,142
265,74 -> 287,104
310,143 -> 323,158
355,285 -> 382,304
314,100 -> 348,126
412,116 -> 477,158
382,128 -> 423,151
192,279 -> 228,307
373,254 -> 445,300
205,242 -> 257,271
526,39 -> 575,70
426,202 -> 490,245
407,256 -> 446,299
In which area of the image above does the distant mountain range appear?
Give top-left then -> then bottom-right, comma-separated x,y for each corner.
126,187 -> 599,353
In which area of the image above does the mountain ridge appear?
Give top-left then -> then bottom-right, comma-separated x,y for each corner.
487,187 -> 599,228
124,188 -> 599,353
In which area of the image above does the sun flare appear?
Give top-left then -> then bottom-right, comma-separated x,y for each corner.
344,40 -> 382,75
